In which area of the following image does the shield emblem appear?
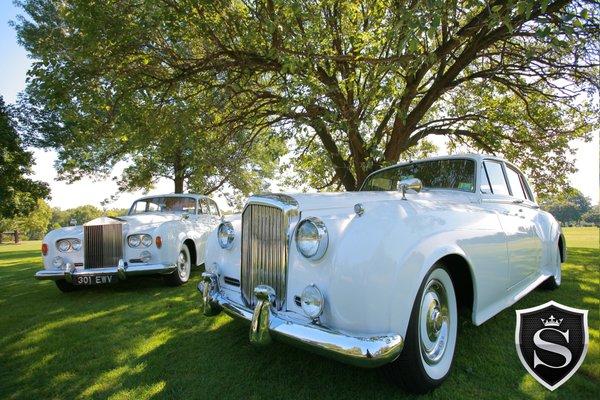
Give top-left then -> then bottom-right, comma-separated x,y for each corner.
515,301 -> 588,391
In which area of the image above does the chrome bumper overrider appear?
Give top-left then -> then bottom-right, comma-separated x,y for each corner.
199,272 -> 404,368
35,262 -> 177,281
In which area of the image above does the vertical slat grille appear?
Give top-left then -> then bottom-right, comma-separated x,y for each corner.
241,204 -> 288,310
84,223 -> 123,268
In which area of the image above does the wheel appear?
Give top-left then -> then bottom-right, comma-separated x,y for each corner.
540,247 -> 561,290
164,244 -> 192,286
383,264 -> 458,393
55,279 -> 77,292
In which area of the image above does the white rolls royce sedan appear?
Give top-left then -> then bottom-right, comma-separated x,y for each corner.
35,194 -> 221,292
199,154 -> 565,393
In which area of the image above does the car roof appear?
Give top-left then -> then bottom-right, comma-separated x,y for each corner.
133,193 -> 214,202
373,153 -> 506,173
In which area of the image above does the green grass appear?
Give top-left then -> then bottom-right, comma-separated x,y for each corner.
562,227 -> 599,249
0,229 -> 598,400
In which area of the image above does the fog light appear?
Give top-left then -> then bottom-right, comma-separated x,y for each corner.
300,284 -> 324,319
140,250 -> 152,263
52,256 -> 65,269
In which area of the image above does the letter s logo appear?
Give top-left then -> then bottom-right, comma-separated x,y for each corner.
533,328 -> 572,369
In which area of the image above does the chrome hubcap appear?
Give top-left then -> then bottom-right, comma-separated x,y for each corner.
178,251 -> 189,278
419,279 -> 449,365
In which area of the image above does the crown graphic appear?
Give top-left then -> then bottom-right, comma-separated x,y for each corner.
541,315 -> 563,327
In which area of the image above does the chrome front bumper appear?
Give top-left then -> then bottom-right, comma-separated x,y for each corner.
198,272 -> 404,368
35,262 -> 177,281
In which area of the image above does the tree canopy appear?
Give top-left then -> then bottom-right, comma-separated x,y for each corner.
539,187 -> 592,223
0,96 -> 49,219
15,0 -> 599,194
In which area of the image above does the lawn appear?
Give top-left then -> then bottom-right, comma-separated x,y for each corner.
0,228 -> 598,399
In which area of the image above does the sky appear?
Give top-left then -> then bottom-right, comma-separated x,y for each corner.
1,2 -> 598,211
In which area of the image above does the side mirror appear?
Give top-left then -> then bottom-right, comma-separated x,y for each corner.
397,178 -> 423,200
182,212 -> 190,220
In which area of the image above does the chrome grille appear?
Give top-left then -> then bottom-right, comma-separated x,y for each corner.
84,223 -> 123,268
241,203 -> 289,310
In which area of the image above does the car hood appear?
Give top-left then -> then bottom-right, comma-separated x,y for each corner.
250,190 -> 476,212
81,214 -> 183,233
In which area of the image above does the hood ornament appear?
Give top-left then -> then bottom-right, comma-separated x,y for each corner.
354,203 -> 365,216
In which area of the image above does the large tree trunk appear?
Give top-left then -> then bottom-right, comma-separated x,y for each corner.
173,150 -> 184,194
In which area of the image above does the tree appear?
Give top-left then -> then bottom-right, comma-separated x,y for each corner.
539,188 -> 591,223
50,205 -> 103,227
581,205 -> 600,226
17,0 -> 600,193
0,95 -> 49,218
15,2 -> 285,196
13,199 -> 52,240
15,1 -> 598,194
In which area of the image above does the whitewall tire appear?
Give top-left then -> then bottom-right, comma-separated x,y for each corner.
164,244 -> 192,286
384,264 -> 458,393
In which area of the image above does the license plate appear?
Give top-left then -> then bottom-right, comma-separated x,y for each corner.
73,275 -> 116,286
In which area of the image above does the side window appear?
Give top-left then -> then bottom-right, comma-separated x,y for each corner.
505,166 -> 527,200
519,174 -> 534,201
480,165 -> 492,194
483,161 -> 510,196
199,199 -> 210,214
209,200 -> 219,216
132,201 -> 146,214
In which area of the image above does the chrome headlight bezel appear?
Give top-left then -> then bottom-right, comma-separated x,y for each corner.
295,217 -> 328,260
57,239 -> 71,252
127,235 -> 142,248
56,238 -> 81,252
128,234 -> 152,248
217,221 -> 235,249
140,234 -> 152,247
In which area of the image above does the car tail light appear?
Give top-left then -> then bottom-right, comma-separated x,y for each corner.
155,236 -> 162,249
41,243 -> 48,256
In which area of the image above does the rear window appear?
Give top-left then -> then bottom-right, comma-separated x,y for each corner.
361,159 -> 476,192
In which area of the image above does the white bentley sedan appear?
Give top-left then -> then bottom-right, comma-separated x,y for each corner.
36,194 -> 221,292
199,154 -> 565,393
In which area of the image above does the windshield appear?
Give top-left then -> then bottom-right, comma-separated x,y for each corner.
361,158 -> 476,192
129,197 -> 197,215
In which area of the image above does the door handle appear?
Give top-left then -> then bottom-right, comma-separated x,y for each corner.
502,211 -> 511,215
512,199 -> 524,204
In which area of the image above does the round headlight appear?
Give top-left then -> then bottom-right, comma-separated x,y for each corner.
128,235 -> 141,248
300,284 -> 325,319
57,240 -> 71,252
295,217 -> 328,260
217,222 -> 235,249
71,239 -> 82,251
140,250 -> 152,263
141,234 -> 152,247
52,256 -> 65,269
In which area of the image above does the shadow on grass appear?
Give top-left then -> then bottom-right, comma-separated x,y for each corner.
0,247 -> 598,399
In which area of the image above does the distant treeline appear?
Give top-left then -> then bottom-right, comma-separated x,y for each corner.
539,189 -> 599,227
0,201 -> 128,241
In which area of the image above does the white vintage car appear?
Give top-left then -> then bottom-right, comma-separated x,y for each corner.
199,154 -> 565,393
36,194 -> 221,292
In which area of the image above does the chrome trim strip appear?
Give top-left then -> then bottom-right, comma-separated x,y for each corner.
198,275 -> 404,368
34,263 -> 176,281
